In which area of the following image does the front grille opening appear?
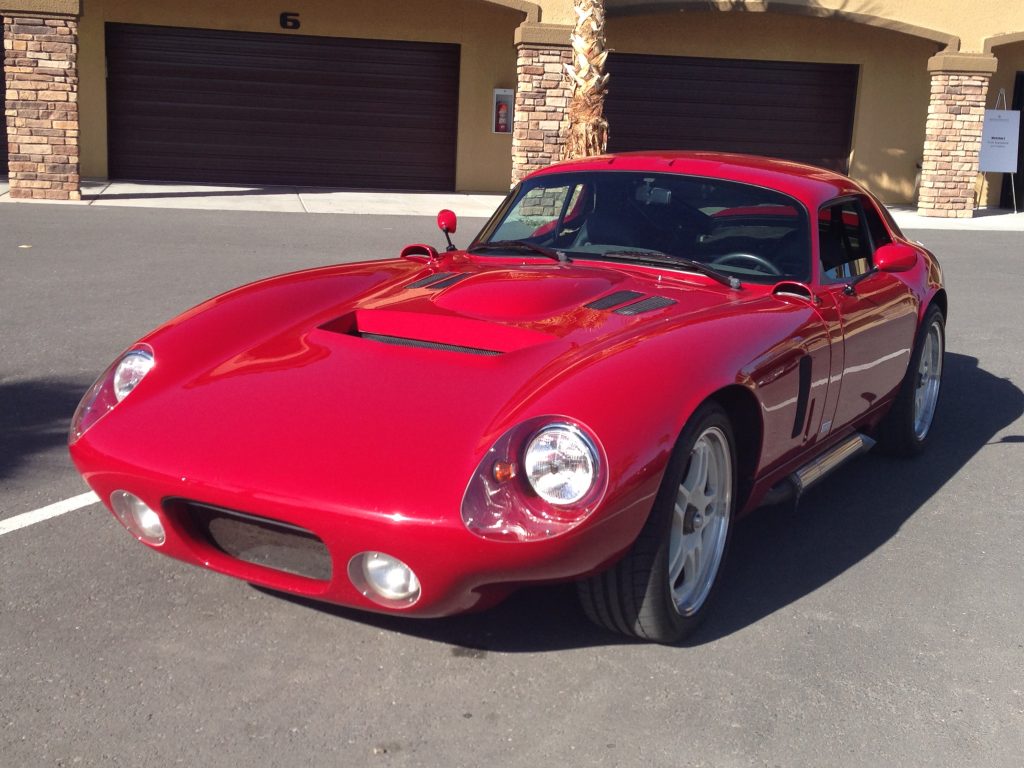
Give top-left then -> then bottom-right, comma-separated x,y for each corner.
180,501 -> 332,581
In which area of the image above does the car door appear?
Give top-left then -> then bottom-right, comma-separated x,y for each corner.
814,197 -> 919,436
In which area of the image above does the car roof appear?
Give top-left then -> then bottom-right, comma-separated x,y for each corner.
527,151 -> 864,207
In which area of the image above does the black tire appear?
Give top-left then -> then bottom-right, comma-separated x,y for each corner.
876,304 -> 945,456
577,402 -> 737,643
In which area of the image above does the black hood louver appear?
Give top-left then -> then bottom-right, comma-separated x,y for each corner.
406,272 -> 472,290
587,291 -> 677,315
614,295 -> 677,315
585,290 -> 644,310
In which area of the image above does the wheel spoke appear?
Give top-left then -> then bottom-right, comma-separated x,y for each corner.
668,425 -> 733,617
681,441 -> 710,510
912,319 -> 944,440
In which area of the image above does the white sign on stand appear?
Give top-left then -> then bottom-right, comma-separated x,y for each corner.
979,109 -> 1020,173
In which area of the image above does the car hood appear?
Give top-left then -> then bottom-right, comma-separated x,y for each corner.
83,255 -> 751,517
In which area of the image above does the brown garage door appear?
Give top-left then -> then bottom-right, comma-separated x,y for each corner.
605,54 -> 858,173
105,24 -> 460,190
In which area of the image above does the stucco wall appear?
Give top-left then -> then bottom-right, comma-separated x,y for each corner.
76,0 -> 524,191
606,10 -> 937,205
575,1 -> 1024,54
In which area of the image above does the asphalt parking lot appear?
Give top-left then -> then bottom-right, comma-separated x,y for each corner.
2,202 -> 1022,767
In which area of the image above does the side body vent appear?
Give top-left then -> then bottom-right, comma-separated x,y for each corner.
585,290 -> 644,310
614,296 -> 677,315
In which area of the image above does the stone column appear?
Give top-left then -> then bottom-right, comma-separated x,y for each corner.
917,53 -> 997,218
3,15 -> 80,200
511,23 -> 572,186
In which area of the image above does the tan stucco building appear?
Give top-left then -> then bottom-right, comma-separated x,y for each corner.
4,0 -> 1024,217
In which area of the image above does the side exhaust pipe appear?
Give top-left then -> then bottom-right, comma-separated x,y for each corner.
762,433 -> 876,507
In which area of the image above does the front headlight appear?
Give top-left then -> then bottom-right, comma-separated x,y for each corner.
69,345 -> 155,444
461,418 -> 606,542
523,425 -> 598,505
112,349 -> 155,402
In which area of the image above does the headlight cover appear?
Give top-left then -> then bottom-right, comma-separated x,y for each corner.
523,425 -> 598,505
113,349 -> 155,402
461,418 -> 606,542
69,345 -> 154,444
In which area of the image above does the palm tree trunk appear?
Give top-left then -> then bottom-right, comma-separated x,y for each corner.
563,0 -> 610,159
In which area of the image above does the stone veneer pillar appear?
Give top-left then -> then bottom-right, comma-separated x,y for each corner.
917,53 -> 997,218
3,15 -> 80,200
511,23 -> 573,186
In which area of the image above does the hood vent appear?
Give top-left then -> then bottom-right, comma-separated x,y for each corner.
406,272 -> 471,290
586,290 -> 644,310
586,290 -> 676,315
614,295 -> 677,315
356,332 -> 501,356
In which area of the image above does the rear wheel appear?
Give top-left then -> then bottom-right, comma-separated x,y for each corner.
877,304 -> 945,456
578,402 -> 736,643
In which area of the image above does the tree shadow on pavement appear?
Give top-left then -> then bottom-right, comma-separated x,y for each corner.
264,353 -> 1022,652
0,377 -> 88,481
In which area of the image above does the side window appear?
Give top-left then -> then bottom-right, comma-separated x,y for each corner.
858,196 -> 893,249
817,200 -> 873,283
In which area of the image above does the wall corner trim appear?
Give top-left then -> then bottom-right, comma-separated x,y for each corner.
927,52 -> 998,74
0,0 -> 80,17
514,22 -> 573,48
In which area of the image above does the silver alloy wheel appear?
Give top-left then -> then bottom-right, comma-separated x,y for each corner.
913,319 -> 944,440
668,426 -> 732,617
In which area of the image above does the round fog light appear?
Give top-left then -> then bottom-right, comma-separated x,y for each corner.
348,551 -> 420,607
110,490 -> 165,546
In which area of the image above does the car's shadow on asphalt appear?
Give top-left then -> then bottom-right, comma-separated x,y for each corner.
699,352 -> 1024,645
261,353 -> 1023,653
0,377 -> 89,480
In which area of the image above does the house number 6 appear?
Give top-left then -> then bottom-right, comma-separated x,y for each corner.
280,12 -> 301,30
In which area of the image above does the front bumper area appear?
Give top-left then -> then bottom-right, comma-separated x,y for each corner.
78,468 -> 651,618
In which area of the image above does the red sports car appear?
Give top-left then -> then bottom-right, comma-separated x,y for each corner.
69,152 -> 945,643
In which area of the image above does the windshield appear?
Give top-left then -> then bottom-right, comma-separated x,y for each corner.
473,171 -> 811,283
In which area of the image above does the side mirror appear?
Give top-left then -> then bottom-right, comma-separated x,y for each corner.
437,209 -> 457,252
437,209 -> 457,234
875,243 -> 918,273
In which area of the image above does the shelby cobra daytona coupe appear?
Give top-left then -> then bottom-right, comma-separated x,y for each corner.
69,152 -> 945,643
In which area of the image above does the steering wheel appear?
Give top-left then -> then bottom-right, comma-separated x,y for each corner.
710,252 -> 783,276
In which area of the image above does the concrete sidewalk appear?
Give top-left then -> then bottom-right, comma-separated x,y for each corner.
0,178 -> 506,218
2,176 -> 1023,230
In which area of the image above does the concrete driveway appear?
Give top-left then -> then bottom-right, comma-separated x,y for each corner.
1,201 -> 1022,767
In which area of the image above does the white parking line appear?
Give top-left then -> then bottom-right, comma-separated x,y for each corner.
0,491 -> 101,537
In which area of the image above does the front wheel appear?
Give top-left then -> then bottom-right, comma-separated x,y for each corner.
578,402 -> 737,643
877,304 -> 945,456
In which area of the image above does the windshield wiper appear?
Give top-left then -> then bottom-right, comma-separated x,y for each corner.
601,250 -> 741,290
469,240 -> 570,263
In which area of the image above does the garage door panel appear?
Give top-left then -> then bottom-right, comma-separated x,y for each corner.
610,97 -> 854,126
113,83 -> 451,112
106,23 -> 459,190
606,53 -> 858,172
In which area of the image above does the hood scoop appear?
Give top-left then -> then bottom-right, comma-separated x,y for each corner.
356,332 -> 501,356
318,309 -> 555,356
